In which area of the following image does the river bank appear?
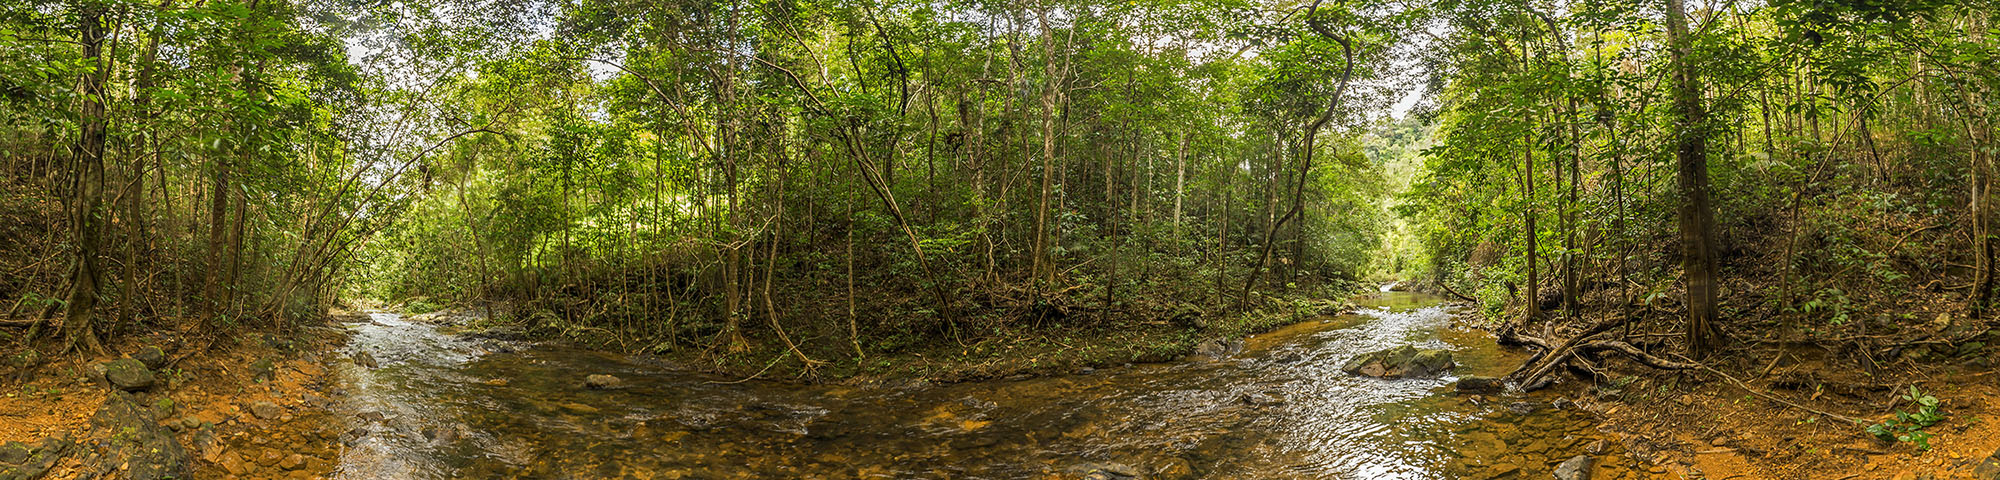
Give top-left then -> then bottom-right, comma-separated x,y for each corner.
5,292 -> 1999,479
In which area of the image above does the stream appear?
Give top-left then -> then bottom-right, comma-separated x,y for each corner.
328,292 -> 1662,479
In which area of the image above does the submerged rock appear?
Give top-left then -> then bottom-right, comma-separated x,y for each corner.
103,358 -> 156,392
1239,391 -> 1286,407
1553,455 -> 1594,480
352,350 -> 379,369
251,401 -> 283,420
1072,462 -> 1142,480
86,392 -> 187,480
1454,376 -> 1506,393
1340,345 -> 1455,378
584,374 -> 624,390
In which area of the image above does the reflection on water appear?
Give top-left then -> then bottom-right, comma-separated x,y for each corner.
332,293 -> 1657,479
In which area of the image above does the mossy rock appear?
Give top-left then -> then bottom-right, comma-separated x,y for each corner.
102,358 -> 155,392
86,392 -> 185,480
0,436 -> 70,480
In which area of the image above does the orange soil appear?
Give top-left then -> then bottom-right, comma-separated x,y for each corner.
0,321 -> 351,479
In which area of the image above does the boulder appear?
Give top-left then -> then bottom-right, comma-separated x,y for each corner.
103,358 -> 156,392
1340,345 -> 1456,378
1454,376 -> 1506,394
584,374 -> 624,390
85,393 -> 186,480
1192,339 -> 1242,359
132,346 -> 168,370
0,436 -> 70,480
1973,448 -> 2000,480
0,443 -> 27,466
1553,455 -> 1594,480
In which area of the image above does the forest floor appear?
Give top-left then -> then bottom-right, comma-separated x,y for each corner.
0,321 -> 351,479
1574,333 -> 2000,479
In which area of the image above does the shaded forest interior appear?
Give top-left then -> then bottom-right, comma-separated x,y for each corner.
2,0 -> 1997,383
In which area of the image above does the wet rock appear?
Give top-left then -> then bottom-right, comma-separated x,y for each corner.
1073,462 -> 1142,480
422,423 -> 463,444
216,451 -> 248,476
1553,455 -> 1594,480
1239,391 -> 1286,407
483,378 -> 510,387
251,401 -> 283,420
256,448 -> 284,467
1506,401 -> 1539,415
1482,464 -> 1521,478
1455,376 -> 1506,394
1192,338 -> 1242,359
1585,439 -> 1608,456
1317,301 -> 1358,316
1340,345 -> 1455,378
1154,457 -> 1195,480
352,350 -> 379,369
1973,448 -> 2000,479
280,453 -> 305,470
1078,367 -> 1096,375
86,392 -> 186,480
584,374 -> 624,390
950,436 -> 999,450
357,410 -> 387,423
103,358 -> 156,391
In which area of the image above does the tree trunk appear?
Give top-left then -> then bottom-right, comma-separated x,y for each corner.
1668,0 -> 1722,355
1029,8 -> 1062,295
63,2 -> 111,354
1172,130 -> 1188,239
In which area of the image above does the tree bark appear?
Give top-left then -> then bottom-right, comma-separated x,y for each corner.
1668,0 -> 1722,355
63,2 -> 111,354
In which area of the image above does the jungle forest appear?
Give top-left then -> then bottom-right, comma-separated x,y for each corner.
1,0 -> 1997,478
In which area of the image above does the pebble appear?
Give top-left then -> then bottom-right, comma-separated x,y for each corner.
251,401 -> 282,420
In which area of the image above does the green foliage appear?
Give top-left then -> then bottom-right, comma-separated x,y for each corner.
1867,386 -> 1946,450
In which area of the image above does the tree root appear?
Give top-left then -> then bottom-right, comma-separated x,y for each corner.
1501,329 -> 1869,425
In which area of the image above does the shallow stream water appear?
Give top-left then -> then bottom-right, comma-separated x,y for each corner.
330,292 -> 1662,479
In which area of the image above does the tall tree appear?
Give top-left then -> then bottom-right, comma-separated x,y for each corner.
1666,0 -> 1721,355
62,2 -> 112,354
